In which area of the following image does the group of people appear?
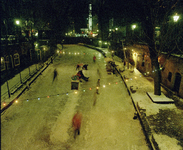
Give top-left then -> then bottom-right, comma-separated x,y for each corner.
75,63 -> 89,82
74,55 -> 96,82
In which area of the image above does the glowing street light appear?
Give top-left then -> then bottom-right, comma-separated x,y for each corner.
173,13 -> 179,22
15,20 -> 20,25
132,25 -> 136,30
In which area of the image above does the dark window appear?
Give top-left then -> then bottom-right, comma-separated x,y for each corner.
168,72 -> 172,82
14,53 -> 20,66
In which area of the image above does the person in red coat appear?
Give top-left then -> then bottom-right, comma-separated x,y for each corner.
93,55 -> 96,62
76,70 -> 89,81
72,111 -> 82,138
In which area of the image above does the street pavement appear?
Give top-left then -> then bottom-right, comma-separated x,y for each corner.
1,44 -> 183,150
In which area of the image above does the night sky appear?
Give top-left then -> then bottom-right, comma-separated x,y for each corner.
2,0 -> 182,34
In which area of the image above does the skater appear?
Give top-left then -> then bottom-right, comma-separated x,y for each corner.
53,69 -> 58,83
93,55 -> 96,62
76,70 -> 89,81
72,111 -> 82,138
76,63 -> 83,70
82,64 -> 88,70
76,64 -> 81,70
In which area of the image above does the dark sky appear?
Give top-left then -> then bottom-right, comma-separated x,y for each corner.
2,0 -> 182,34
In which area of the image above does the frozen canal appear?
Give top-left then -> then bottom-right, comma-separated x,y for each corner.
1,45 -> 149,150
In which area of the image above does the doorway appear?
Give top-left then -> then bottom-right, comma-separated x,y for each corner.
173,73 -> 181,93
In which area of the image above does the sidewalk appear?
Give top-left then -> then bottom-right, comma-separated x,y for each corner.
1,57 -> 54,113
92,45 -> 183,150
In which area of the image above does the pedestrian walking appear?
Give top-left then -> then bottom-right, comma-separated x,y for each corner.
93,55 -> 96,62
53,69 -> 58,83
72,111 -> 82,138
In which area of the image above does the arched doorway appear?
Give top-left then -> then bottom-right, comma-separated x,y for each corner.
173,73 -> 181,93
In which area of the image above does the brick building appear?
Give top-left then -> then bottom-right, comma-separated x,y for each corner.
124,44 -> 183,98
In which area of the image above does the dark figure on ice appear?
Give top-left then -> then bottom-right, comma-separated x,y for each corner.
72,111 -> 82,139
76,64 -> 81,70
77,70 -> 89,81
53,69 -> 58,83
50,56 -> 53,63
76,63 -> 83,70
82,64 -> 88,70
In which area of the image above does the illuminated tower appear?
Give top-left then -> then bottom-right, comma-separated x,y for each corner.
89,4 -> 92,31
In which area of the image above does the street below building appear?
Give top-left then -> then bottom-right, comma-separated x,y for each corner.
1,45 -> 149,150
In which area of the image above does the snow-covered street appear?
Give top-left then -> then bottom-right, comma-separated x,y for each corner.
1,45 -> 149,150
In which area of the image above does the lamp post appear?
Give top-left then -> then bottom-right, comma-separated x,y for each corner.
15,20 -> 23,84
15,20 -> 21,43
173,13 -> 179,41
132,24 -> 136,36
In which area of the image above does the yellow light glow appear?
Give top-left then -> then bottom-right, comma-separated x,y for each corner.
15,100 -> 18,103
16,20 -> 20,25
75,91 -> 77,94
103,85 -> 105,88
173,13 -> 179,22
132,25 -> 136,29
96,87 -> 99,89
109,83 -> 111,85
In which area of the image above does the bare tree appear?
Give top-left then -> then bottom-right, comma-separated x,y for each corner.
138,0 -> 183,95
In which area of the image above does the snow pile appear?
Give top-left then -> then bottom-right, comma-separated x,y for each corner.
154,134 -> 182,150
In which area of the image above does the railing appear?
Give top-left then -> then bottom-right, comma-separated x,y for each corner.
1,64 -> 44,101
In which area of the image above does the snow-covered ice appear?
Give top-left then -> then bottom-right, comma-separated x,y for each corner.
1,45 -> 149,150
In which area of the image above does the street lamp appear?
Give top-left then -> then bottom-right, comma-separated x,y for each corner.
16,20 -> 20,25
15,19 -> 22,43
132,25 -> 136,30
